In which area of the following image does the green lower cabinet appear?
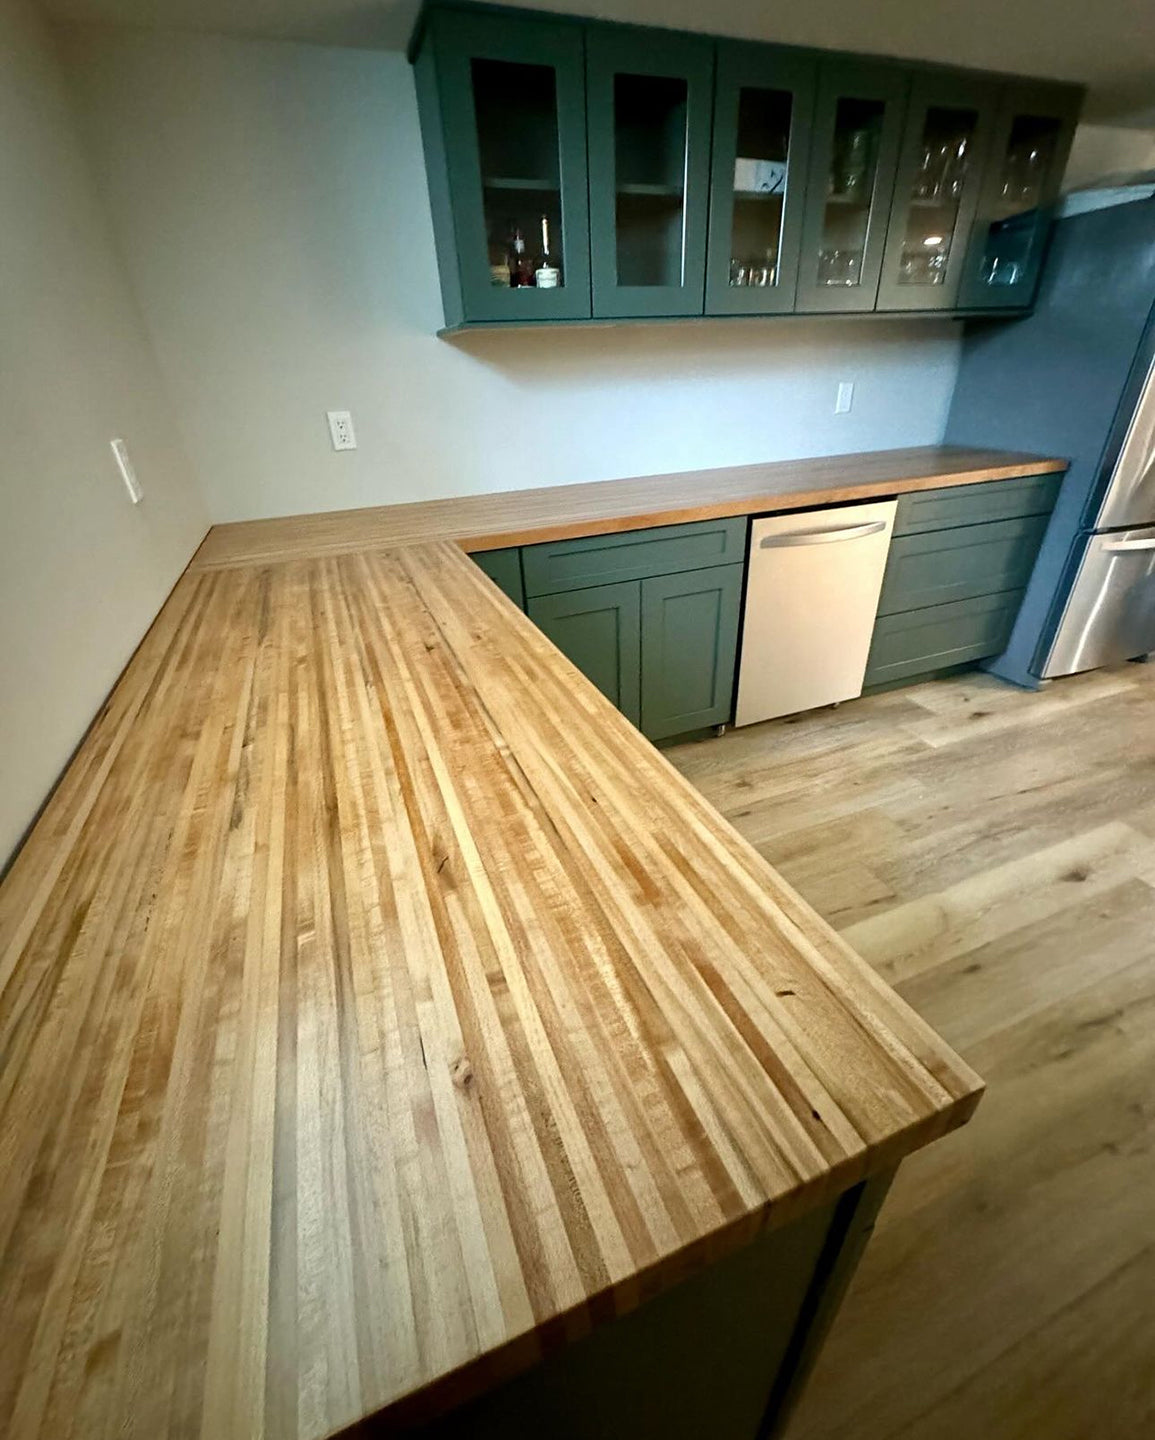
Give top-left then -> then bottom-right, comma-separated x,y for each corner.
528,581 -> 642,726
877,514 -> 1050,616
471,547 -> 525,608
864,590 -> 1025,688
640,565 -> 743,740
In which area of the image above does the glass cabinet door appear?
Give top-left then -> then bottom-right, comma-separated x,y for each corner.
704,43 -> 817,315
586,27 -> 715,318
432,11 -> 591,324
958,82 -> 1080,311
876,75 -> 999,311
795,62 -> 910,313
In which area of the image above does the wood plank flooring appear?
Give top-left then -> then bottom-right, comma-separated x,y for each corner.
667,662 -> 1155,1440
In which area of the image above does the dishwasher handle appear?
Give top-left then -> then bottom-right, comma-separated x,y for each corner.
759,519 -> 888,548
1103,537 -> 1155,552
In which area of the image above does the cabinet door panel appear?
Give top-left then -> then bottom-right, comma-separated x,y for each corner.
704,43 -> 817,316
876,74 -> 999,311
528,582 -> 641,724
641,565 -> 743,740
795,61 -> 910,313
587,27 -> 715,318
433,10 -> 591,323
958,81 -> 1080,311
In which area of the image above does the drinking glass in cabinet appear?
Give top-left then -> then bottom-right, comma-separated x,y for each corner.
814,98 -> 884,288
818,248 -> 862,285
726,85 -> 794,287
613,72 -> 690,287
897,106 -> 979,286
970,113 -> 1061,293
473,58 -> 566,290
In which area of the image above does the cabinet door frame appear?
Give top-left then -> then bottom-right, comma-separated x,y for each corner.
587,25 -> 716,318
956,79 -> 1081,312
875,72 -> 1000,312
527,581 -> 642,725
434,10 -> 592,323
640,564 -> 744,740
794,60 -> 911,314
704,42 -> 818,316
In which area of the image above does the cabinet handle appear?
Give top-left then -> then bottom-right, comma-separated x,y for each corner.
759,520 -> 888,548
1103,537 -> 1155,552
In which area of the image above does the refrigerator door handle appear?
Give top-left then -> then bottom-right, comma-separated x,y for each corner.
1102,537 -> 1155,552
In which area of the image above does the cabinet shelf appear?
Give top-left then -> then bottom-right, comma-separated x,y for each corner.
616,182 -> 685,198
483,176 -> 559,191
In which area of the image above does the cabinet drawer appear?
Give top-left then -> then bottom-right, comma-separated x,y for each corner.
893,472 -> 1062,535
470,547 -> 525,609
522,519 -> 747,596
878,513 -> 1049,616
864,591 -> 1024,687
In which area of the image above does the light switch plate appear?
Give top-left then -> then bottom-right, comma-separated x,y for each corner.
110,438 -> 143,504
327,410 -> 357,451
835,382 -> 854,415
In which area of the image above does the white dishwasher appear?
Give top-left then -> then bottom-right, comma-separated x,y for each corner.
735,499 -> 897,726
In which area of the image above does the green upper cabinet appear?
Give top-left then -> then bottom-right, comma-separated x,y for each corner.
586,26 -> 716,318
957,80 -> 1080,311
704,43 -> 816,316
412,7 -> 591,326
875,72 -> 1000,312
794,60 -> 910,313
410,4 -> 1083,329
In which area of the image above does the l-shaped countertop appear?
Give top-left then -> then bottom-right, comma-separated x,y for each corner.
0,446 -> 1063,1439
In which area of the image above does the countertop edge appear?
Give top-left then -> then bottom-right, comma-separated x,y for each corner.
188,448 -> 1068,571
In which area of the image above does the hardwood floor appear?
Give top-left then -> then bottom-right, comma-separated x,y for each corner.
667,663 -> 1155,1440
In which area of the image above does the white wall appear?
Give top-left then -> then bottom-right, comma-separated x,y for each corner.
1063,123 -> 1155,190
60,26 -> 962,524
0,0 -> 208,866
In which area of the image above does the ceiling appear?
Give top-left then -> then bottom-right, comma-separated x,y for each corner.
40,0 -> 1155,124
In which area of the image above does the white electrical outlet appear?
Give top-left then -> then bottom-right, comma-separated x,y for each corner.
327,410 -> 357,451
835,382 -> 854,415
110,438 -> 143,504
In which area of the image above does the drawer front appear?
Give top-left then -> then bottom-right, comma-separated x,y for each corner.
878,513 -> 1050,617
893,472 -> 1062,536
522,518 -> 747,596
470,547 -> 525,609
864,591 -> 1023,687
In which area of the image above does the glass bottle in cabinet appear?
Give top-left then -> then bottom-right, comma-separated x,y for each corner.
958,82 -> 1080,310
412,10 -> 591,326
587,27 -> 715,318
876,76 -> 998,311
795,62 -> 910,312
705,44 -> 816,315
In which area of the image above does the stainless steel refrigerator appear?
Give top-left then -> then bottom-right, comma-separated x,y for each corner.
945,182 -> 1155,686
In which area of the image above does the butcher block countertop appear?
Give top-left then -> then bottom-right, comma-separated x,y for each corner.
0,535 -> 986,1439
191,444 -> 1067,570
